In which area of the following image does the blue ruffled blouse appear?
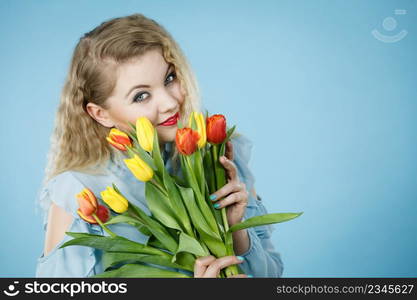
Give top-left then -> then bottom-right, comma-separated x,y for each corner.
35,134 -> 284,277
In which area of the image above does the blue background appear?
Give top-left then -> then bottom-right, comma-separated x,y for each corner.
1,0 -> 416,277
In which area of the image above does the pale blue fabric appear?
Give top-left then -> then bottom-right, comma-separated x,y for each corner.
35,134 -> 284,277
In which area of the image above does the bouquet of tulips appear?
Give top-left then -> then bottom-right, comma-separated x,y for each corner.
61,112 -> 302,278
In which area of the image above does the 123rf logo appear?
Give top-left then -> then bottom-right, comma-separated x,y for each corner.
3,281 -> 127,297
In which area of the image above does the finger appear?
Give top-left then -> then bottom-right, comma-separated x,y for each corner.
213,190 -> 248,210
225,141 -> 234,161
227,274 -> 250,278
219,156 -> 238,181
194,255 -> 216,278
209,181 -> 244,202
204,256 -> 245,278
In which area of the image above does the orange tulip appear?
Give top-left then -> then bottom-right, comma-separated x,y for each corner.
76,188 -> 97,216
206,114 -> 227,144
106,128 -> 132,151
175,128 -> 200,155
77,204 -> 110,224
76,188 -> 110,224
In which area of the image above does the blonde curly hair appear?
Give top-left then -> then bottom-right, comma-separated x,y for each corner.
42,13 -> 203,188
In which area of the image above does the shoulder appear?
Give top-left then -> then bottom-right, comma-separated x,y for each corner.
40,171 -> 87,219
38,163 -> 120,222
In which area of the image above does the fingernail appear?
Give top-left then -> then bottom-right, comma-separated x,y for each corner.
247,274 -> 253,278
213,203 -> 220,209
236,256 -> 244,261
209,194 -> 217,201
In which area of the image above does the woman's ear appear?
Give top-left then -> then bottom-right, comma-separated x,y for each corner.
86,102 -> 114,128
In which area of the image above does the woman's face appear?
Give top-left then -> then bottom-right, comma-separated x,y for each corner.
87,48 -> 184,144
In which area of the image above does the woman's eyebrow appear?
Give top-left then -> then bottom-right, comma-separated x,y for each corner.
125,63 -> 173,99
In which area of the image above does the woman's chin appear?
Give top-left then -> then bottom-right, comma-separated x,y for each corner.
157,126 -> 177,143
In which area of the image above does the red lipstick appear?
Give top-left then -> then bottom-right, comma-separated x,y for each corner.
158,112 -> 179,126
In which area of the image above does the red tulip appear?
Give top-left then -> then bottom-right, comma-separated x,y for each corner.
175,128 -> 200,155
206,114 -> 227,144
95,205 -> 110,223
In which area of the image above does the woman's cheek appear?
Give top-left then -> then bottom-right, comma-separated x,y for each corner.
173,82 -> 185,104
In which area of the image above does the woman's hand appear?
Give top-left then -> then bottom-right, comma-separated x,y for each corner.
193,255 -> 249,278
210,141 -> 249,226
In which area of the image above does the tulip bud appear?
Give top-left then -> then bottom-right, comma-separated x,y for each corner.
106,128 -> 132,151
76,188 -> 98,217
100,186 -> 129,213
175,128 -> 200,155
206,114 -> 227,144
136,117 -> 154,152
124,154 -> 154,182
188,112 -> 207,148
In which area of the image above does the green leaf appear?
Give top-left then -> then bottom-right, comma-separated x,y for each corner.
175,232 -> 208,259
212,144 -> 226,189
202,147 -> 224,234
225,125 -> 236,143
126,131 -> 138,145
104,214 -> 142,226
127,204 -> 179,253
111,183 -> 120,194
61,232 -> 170,257
102,252 -> 192,271
176,184 -> 226,258
161,167 -> 193,235
151,128 -> 165,175
203,148 -> 216,194
193,150 -> 205,196
173,252 -> 197,271
180,155 -> 220,235
126,121 -> 138,141
127,121 -> 137,133
104,214 -> 152,236
228,212 -> 303,233
190,113 -> 198,131
92,263 -> 191,278
177,119 -> 184,129
171,174 -> 187,187
147,235 -> 165,249
145,181 -> 182,232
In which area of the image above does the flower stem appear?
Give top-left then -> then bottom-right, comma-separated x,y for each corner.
92,214 -> 116,238
150,178 -> 168,196
211,144 -> 230,233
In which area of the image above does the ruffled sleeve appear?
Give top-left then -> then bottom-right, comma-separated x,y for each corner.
230,133 -> 284,277
36,171 -> 104,277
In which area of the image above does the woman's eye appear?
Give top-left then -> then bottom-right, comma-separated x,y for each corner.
165,71 -> 177,85
132,72 -> 176,103
133,92 -> 150,103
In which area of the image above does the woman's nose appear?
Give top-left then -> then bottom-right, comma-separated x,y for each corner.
157,89 -> 179,113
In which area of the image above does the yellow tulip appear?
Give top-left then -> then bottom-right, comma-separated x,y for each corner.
100,186 -> 129,213
136,117 -> 154,152
188,112 -> 207,148
124,154 -> 154,182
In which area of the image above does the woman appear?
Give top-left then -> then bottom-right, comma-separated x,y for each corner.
36,13 -> 284,278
